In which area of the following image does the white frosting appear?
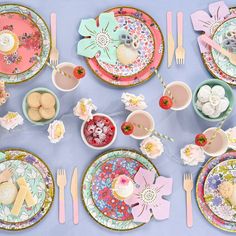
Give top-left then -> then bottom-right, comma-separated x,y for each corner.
0,32 -> 15,53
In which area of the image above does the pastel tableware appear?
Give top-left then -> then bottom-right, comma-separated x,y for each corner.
0,4 -> 50,84
22,87 -> 60,126
163,81 -> 192,111
0,149 -> 54,231
126,110 -> 155,140
71,167 -> 78,225
167,11 -> 175,68
193,79 -> 234,122
81,113 -> 117,150
82,149 -> 159,231
86,7 -> 164,87
52,62 -> 80,92
202,127 -> 228,156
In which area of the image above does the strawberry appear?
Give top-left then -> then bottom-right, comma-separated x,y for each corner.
159,96 -> 173,110
195,134 -> 208,147
73,66 -> 86,79
121,122 -> 134,135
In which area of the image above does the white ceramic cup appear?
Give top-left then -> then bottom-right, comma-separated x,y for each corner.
163,81 -> 192,111
81,113 -> 117,150
202,127 -> 228,156
52,62 -> 80,92
126,110 -> 155,140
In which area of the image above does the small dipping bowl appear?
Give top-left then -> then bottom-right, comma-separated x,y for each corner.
52,62 -> 80,92
202,127 -> 228,156
22,87 -> 60,126
193,79 -> 234,122
126,110 -> 155,140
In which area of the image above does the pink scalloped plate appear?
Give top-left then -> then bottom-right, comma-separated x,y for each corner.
87,7 -> 164,87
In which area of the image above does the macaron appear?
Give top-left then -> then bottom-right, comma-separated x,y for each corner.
40,93 -> 56,109
28,108 -> 42,121
27,92 -> 41,108
39,107 -> 56,120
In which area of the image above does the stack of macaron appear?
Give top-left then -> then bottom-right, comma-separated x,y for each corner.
26,91 -> 56,122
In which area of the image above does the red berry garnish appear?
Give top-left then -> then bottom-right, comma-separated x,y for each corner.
121,122 -> 134,136
73,66 -> 86,79
195,133 -> 208,147
159,96 -> 173,110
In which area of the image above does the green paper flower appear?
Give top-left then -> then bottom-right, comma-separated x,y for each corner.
77,13 -> 122,65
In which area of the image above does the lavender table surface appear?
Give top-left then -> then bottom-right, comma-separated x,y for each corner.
0,0 -> 236,235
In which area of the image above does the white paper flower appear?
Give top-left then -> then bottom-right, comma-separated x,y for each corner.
181,144 -> 206,166
140,136 -> 164,159
226,127 -> 236,150
73,98 -> 97,121
121,93 -> 147,111
0,112 -> 23,130
48,120 -> 65,144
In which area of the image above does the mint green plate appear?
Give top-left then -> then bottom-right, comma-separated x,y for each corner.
193,79 -> 234,122
22,87 -> 60,126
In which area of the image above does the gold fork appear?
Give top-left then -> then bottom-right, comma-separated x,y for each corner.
183,173 -> 193,228
50,13 -> 59,66
0,168 -> 13,183
57,169 -> 67,224
175,12 -> 185,65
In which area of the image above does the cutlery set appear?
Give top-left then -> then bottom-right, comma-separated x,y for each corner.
57,168 -> 78,224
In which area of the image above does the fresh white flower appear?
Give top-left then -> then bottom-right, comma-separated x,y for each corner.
0,112 -> 23,130
48,120 -> 65,144
73,98 -> 97,121
140,136 -> 164,159
226,127 -> 236,150
181,144 -> 206,166
121,92 -> 147,111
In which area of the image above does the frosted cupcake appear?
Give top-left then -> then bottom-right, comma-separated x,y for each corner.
0,30 -> 19,55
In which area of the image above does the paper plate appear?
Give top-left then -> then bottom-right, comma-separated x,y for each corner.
82,149 -> 159,231
0,149 -> 54,231
204,159 -> 236,222
0,4 -> 50,84
87,7 -> 164,87
196,151 -> 236,232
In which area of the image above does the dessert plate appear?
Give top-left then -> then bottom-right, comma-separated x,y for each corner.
87,7 -> 164,87
0,149 -> 54,231
0,4 -> 50,84
204,159 -> 236,222
82,149 -> 159,231
196,151 -> 236,232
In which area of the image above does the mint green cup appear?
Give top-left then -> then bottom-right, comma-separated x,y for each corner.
22,87 -> 60,125
193,79 -> 234,122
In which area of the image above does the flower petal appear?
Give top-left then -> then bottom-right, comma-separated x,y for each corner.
154,176 -> 173,196
124,187 -> 143,206
208,1 -> 230,21
152,198 -> 171,220
79,18 -> 98,37
77,38 -> 98,58
131,203 -> 152,223
99,45 -> 117,65
134,167 -> 156,187
98,13 -> 119,34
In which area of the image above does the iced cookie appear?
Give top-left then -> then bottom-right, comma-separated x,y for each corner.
39,107 -> 55,120
27,92 -> 41,108
117,44 -> 138,65
211,85 -> 225,98
217,97 -> 229,113
202,102 -> 214,116
28,108 -> 42,121
40,93 -> 56,108
197,85 -> 211,103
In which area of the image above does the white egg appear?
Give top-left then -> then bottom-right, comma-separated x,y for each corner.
196,99 -> 203,111
211,85 -> 225,98
197,86 -> 211,103
202,102 -> 215,116
209,94 -> 221,107
218,97 -> 230,112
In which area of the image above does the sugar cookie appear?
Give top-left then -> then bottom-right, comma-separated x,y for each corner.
28,108 -> 42,121
39,107 -> 55,120
40,93 -> 56,108
27,92 -> 41,108
117,44 -> 138,65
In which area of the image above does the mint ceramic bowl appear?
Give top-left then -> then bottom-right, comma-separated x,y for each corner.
22,87 -> 60,125
193,79 -> 234,122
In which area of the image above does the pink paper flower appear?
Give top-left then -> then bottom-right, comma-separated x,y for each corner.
125,168 -> 173,223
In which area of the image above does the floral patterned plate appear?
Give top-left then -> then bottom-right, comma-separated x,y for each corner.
87,7 -> 164,87
0,149 -> 54,231
82,149 -> 159,231
0,4 -> 50,84
196,151 -> 236,232
204,159 -> 236,223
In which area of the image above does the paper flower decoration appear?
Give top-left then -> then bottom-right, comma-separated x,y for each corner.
181,144 -> 206,166
226,127 -> 236,150
140,136 -> 164,159
77,13 -> 123,65
48,120 -> 65,144
125,167 -> 173,223
0,81 -> 10,106
73,98 -> 97,121
0,112 -> 23,130
191,1 -> 232,53
121,92 -> 147,111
